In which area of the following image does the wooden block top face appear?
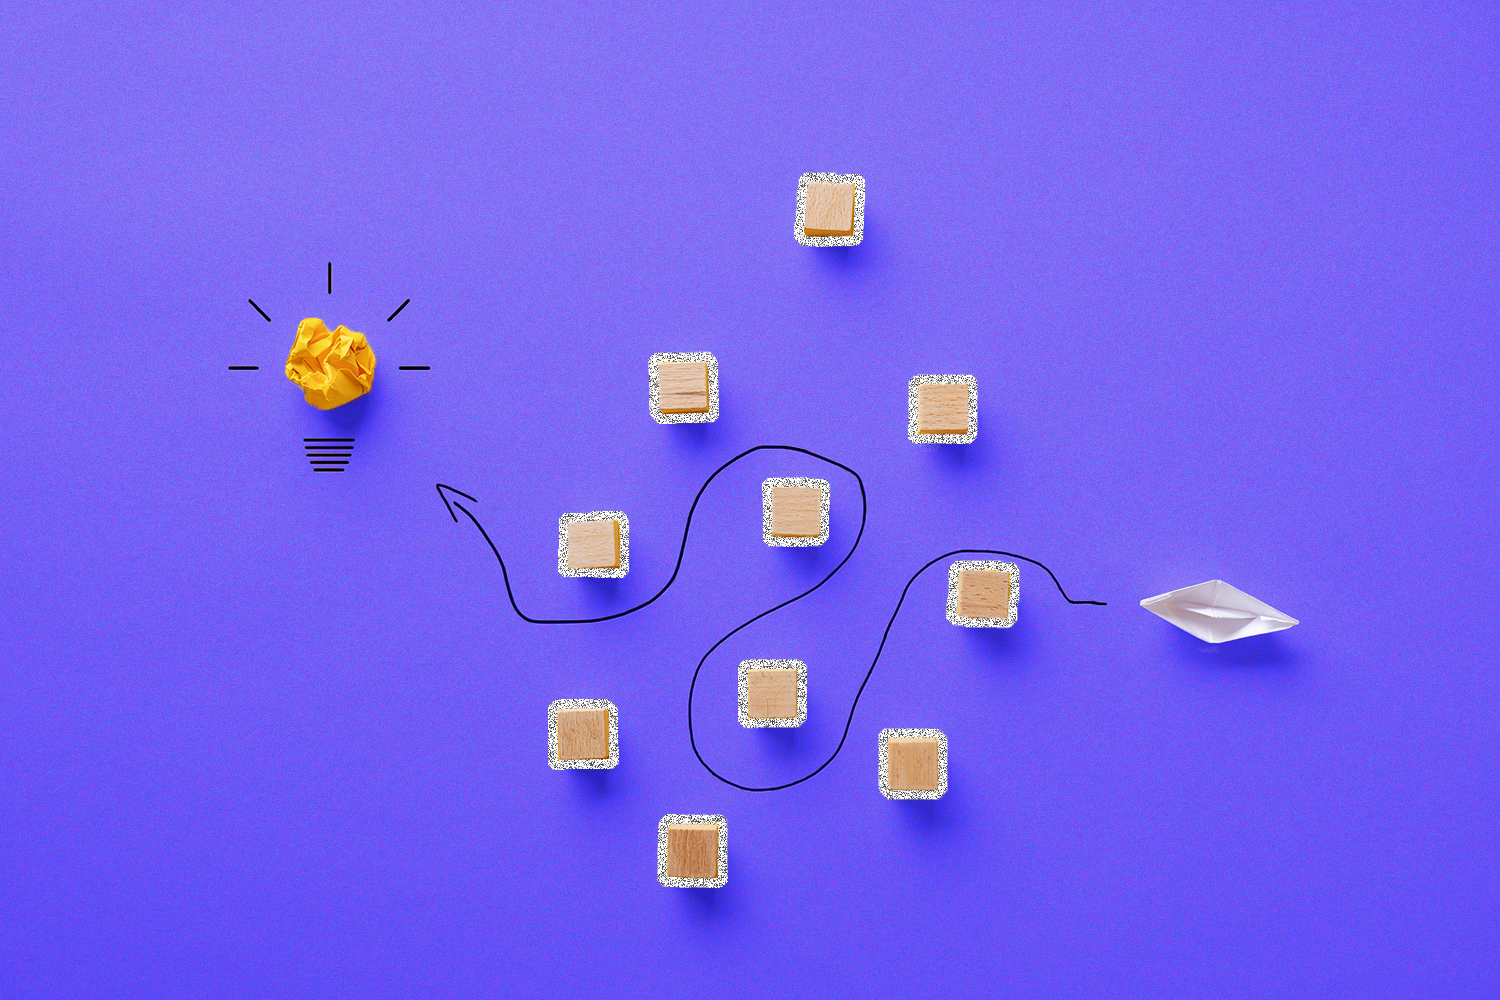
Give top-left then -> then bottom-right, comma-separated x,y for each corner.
887,737 -> 940,791
566,519 -> 619,569
956,569 -> 1011,620
745,668 -> 799,719
770,486 -> 823,537
803,182 -> 856,237
657,361 -> 709,414
667,824 -> 719,879
555,707 -> 610,760
917,383 -> 971,435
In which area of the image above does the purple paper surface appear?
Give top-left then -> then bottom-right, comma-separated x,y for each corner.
1,4 -> 1497,997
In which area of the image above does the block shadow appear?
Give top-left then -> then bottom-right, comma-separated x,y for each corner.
676,878 -> 739,924
665,419 -> 725,453
812,217 -> 885,277
959,610 -> 1038,667
567,766 -> 622,802
895,764 -> 967,840
754,722 -> 817,764
922,430 -> 996,475
574,576 -> 630,612
775,540 -> 840,581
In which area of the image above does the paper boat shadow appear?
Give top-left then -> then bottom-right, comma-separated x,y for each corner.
1166,624 -> 1305,671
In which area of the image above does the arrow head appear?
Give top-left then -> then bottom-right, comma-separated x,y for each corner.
435,483 -> 478,521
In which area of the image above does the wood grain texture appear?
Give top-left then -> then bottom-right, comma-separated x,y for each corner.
746,668 -> 799,718
556,707 -> 610,760
917,383 -> 970,434
657,361 -> 710,413
770,486 -> 822,536
667,824 -> 719,878
887,737 -> 940,791
803,182 -> 856,237
566,520 -> 620,569
956,569 -> 1011,620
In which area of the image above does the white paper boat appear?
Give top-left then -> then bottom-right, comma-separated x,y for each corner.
1140,580 -> 1298,643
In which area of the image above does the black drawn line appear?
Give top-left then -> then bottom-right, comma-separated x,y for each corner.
437,447 -> 1106,792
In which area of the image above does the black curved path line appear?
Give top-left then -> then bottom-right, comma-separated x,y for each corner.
690,546 -> 1104,792
436,444 -> 1106,791
439,445 -> 861,624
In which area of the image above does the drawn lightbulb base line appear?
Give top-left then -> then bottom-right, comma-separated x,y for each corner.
304,437 -> 354,473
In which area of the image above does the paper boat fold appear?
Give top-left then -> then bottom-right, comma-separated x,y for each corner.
1140,580 -> 1298,643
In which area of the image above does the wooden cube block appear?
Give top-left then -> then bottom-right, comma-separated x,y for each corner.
549,698 -> 618,769
667,824 -> 719,879
886,737 -> 940,791
745,668 -> 798,719
657,361 -> 709,414
804,182 -> 856,237
770,486 -> 822,537
658,814 -> 727,886
956,569 -> 1011,620
916,383 -> 970,435
566,519 -> 619,569
556,707 -> 610,760
739,658 -> 807,728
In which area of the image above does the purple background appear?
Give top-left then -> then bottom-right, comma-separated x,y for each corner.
1,4 -> 1496,996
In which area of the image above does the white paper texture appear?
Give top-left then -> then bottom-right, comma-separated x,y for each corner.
1140,580 -> 1298,643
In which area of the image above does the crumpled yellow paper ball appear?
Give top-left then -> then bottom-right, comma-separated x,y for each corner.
285,318 -> 376,410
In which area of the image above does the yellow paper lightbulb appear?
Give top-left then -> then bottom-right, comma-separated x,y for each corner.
284,318 -> 376,410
